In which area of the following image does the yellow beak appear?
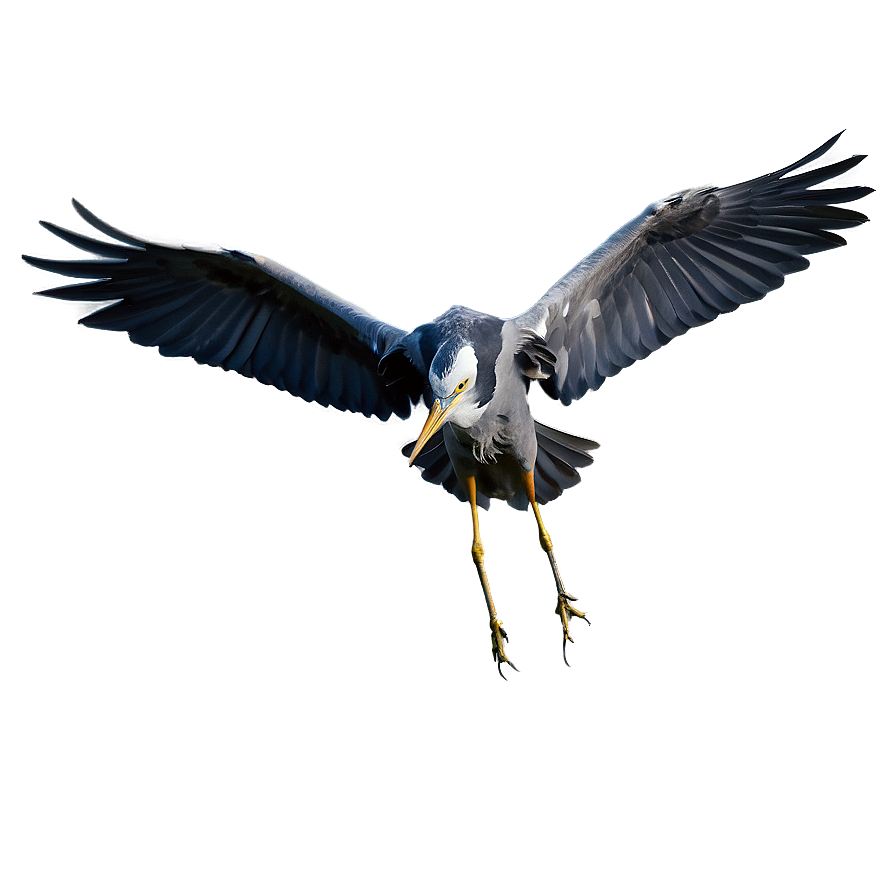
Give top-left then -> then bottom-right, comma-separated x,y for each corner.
408,395 -> 460,465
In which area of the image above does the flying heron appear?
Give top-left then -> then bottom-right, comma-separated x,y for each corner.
24,132 -> 871,676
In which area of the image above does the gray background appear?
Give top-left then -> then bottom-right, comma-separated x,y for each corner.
3,2 -> 892,893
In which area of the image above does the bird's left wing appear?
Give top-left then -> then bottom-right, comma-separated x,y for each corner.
24,201 -> 422,421
513,133 -> 872,404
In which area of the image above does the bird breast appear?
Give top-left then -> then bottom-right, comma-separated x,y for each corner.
458,395 -> 536,469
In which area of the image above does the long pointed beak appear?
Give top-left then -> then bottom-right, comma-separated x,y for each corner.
408,396 -> 460,466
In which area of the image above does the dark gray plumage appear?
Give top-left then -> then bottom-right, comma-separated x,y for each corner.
23,133 -> 872,675
402,421 -> 598,510
515,132 -> 870,403
26,201 -> 421,421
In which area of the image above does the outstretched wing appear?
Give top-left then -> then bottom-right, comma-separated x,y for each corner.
24,201 -> 423,421
514,133 -> 872,404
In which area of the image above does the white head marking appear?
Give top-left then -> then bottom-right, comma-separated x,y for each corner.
432,344 -> 478,398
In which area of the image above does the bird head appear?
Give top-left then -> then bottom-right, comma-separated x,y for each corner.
408,341 -> 481,465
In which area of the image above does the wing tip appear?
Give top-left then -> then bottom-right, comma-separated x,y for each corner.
825,129 -> 846,150
37,219 -> 73,242
22,254 -> 54,274
67,198 -> 145,248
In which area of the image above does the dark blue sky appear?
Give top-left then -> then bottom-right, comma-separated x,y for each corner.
0,0 -> 894,894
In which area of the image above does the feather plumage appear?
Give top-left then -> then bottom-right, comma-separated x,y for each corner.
25,201 -> 422,420
515,133 -> 872,404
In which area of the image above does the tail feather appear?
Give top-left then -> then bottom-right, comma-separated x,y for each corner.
403,420 -> 599,509
532,421 -> 598,505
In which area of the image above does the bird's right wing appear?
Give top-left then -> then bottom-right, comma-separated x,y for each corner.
24,201 -> 424,421
513,133 -> 871,404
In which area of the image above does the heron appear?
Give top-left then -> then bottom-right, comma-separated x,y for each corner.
23,132 -> 871,676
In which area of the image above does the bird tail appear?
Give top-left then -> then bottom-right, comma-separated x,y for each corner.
401,427 -> 473,503
530,421 -> 599,506
402,420 -> 598,509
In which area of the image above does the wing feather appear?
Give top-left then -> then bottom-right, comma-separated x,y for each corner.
514,134 -> 871,404
25,201 -> 422,420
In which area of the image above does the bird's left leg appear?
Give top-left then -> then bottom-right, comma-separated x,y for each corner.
464,476 -> 518,678
522,469 -> 590,665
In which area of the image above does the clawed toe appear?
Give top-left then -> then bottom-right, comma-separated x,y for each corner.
557,591 -> 588,615
490,618 -> 519,678
556,592 -> 589,666
496,659 -> 519,680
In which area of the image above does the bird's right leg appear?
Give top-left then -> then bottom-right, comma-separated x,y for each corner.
522,468 -> 590,665
464,476 -> 518,678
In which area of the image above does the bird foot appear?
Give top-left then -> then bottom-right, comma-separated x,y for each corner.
556,592 -> 590,666
490,617 -> 519,679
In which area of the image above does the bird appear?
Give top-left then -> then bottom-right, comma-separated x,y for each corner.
23,132 -> 871,677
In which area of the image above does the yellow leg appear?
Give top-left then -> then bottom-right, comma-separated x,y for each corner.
522,469 -> 590,665
465,476 -> 518,678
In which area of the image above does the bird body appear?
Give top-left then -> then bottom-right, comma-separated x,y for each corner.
368,300 -> 597,509
409,310 -> 537,457
24,132 -> 871,675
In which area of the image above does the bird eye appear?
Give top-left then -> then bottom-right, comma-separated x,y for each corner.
456,379 -> 468,393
